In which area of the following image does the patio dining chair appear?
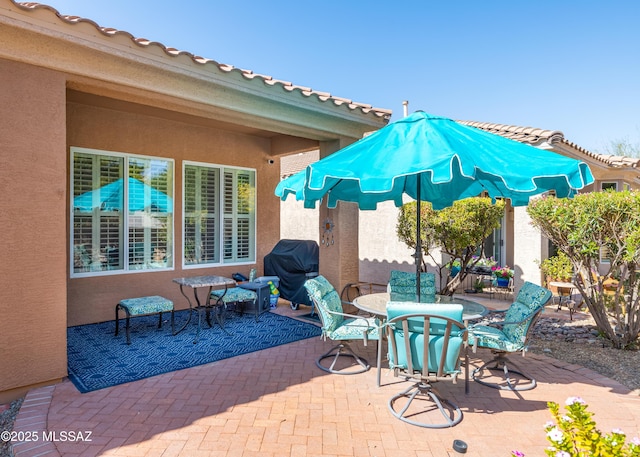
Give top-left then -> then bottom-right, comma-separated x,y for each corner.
468,281 -> 552,391
385,302 -> 468,428
304,275 -> 380,374
388,270 -> 437,302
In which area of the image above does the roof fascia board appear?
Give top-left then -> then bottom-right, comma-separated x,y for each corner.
0,2 -> 389,139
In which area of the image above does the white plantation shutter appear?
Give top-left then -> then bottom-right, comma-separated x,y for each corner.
71,148 -> 173,277
184,165 -> 220,265
72,152 -> 124,274
183,163 -> 255,267
222,169 -> 255,263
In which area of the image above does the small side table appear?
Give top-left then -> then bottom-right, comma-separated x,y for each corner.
549,281 -> 577,319
173,275 -> 236,343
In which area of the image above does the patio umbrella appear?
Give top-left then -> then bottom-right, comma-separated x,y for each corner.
73,177 -> 173,213
275,111 -> 594,299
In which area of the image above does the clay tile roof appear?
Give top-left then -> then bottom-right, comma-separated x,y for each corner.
281,150 -> 319,178
458,120 -> 565,146
12,1 -> 392,121
458,119 -> 640,169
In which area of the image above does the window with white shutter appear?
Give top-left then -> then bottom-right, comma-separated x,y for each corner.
183,162 -> 255,267
71,148 -> 174,277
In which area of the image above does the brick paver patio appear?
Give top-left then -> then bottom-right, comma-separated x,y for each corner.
10,299 -> 640,457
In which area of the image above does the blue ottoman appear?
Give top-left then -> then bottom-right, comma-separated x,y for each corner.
115,296 -> 175,344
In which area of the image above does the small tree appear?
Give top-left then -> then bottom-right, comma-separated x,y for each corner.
527,190 -> 640,348
397,197 -> 505,295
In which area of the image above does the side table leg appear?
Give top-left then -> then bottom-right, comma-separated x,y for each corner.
209,285 -> 233,336
173,284 -> 194,336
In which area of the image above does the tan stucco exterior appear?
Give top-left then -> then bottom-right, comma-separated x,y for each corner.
1,60 -> 68,402
0,1 -> 389,402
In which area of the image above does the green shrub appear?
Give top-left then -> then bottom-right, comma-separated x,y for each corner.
528,191 -> 640,348
539,252 -> 573,283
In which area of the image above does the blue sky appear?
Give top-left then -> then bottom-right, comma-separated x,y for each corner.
44,0 -> 640,153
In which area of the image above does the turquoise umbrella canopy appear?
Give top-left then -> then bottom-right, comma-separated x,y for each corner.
276,111 -> 594,210
74,177 -> 172,213
275,111 -> 594,300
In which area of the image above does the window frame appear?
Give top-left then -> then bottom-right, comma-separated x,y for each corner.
182,160 -> 257,269
70,147 -> 175,278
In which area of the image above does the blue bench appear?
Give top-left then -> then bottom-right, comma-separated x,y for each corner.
115,296 -> 175,344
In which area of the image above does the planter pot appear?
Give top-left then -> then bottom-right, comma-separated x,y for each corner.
496,277 -> 510,288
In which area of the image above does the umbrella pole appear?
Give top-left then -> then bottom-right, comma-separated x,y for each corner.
415,179 -> 421,302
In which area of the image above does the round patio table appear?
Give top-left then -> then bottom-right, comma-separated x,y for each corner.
353,292 -> 488,322
353,293 -> 487,386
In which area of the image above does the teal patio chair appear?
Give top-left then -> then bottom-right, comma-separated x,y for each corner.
388,270 -> 436,302
385,302 -> 468,428
468,281 -> 552,391
304,275 -> 380,374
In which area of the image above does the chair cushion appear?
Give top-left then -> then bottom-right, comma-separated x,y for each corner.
467,325 -> 524,352
386,302 -> 465,374
468,281 -> 551,351
502,282 -> 551,343
388,333 -> 464,374
328,316 -> 380,341
388,270 -> 436,302
119,296 -> 173,315
211,287 -> 257,304
304,276 -> 344,332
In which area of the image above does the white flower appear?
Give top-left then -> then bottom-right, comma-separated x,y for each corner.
547,427 -> 564,443
555,452 -> 570,457
544,421 -> 555,428
632,437 -> 640,446
561,415 -> 572,423
565,396 -> 586,406
612,428 -> 625,435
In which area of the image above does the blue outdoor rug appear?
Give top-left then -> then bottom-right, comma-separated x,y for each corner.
67,310 -> 321,393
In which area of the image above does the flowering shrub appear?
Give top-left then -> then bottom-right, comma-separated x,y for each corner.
492,265 -> 514,279
511,397 -> 640,457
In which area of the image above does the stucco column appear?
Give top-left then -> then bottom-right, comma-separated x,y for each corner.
317,138 -> 360,304
513,205 -> 544,290
0,61 -> 68,401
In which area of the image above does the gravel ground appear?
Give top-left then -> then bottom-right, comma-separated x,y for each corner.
528,333 -> 640,395
529,321 -> 640,395
0,398 -> 23,457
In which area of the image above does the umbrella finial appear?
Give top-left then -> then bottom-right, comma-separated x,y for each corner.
402,100 -> 409,117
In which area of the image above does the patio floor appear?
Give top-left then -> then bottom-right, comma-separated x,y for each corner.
11,296 -> 640,457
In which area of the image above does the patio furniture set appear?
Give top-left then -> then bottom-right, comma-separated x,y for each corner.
113,266 -> 553,428
304,270 -> 552,428
114,269 -> 274,345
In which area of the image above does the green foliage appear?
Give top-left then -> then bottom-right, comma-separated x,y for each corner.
539,252 -> 573,283
396,197 -> 505,294
544,398 -> 640,457
527,190 -> 640,348
512,398 -> 640,456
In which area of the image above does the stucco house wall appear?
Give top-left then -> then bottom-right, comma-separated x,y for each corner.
0,0 -> 390,402
1,60 -> 68,400
65,99 -> 285,325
